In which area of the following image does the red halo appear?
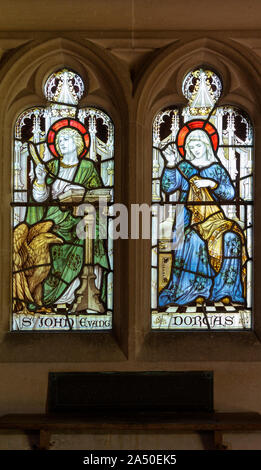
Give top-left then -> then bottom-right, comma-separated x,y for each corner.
176,119 -> 219,157
47,118 -> 90,158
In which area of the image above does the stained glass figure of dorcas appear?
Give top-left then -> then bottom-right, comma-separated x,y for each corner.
159,123 -> 248,306
151,68 -> 253,330
12,69 -> 114,331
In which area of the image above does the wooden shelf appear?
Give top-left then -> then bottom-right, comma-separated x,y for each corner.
1,412 -> 261,450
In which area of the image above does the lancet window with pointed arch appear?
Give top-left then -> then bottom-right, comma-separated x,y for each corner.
151,67 -> 253,331
12,68 -> 114,331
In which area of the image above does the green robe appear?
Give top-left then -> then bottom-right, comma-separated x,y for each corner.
26,158 -> 109,307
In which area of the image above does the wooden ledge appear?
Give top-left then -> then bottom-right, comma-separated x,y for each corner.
0,412 -> 261,450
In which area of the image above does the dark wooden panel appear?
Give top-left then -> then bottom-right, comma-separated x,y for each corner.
47,371 -> 213,414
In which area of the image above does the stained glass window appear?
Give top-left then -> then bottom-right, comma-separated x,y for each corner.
12,69 -> 114,331
151,68 -> 253,331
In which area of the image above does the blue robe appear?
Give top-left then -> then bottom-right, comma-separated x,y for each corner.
158,161 -> 245,306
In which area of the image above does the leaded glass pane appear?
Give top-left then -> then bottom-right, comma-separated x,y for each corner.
151,68 -> 253,331
12,69 -> 114,331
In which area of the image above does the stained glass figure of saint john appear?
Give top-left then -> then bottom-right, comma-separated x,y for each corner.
151,68 -> 253,330
12,69 -> 114,331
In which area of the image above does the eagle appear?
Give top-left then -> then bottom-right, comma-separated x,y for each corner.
13,221 -> 63,314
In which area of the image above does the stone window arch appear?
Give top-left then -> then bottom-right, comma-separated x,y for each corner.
132,38 -> 261,360
0,38 -> 130,360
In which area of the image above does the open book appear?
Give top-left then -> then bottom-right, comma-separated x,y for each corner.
58,187 -> 112,204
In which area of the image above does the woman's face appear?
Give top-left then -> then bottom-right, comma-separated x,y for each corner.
58,132 -> 77,155
187,139 -> 207,160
